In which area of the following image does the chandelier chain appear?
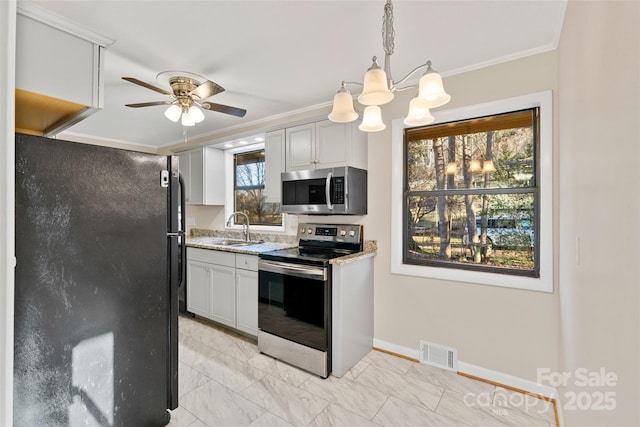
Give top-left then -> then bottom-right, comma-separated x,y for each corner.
381,0 -> 395,56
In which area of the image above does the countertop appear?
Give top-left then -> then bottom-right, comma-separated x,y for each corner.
186,235 -> 377,263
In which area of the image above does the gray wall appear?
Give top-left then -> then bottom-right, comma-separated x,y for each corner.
364,51 -> 560,381
558,1 -> 640,425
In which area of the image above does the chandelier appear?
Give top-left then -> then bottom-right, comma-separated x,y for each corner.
328,0 -> 451,132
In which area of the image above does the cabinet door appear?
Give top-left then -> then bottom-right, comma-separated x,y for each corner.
209,264 -> 236,328
264,130 -> 285,203
178,149 -> 204,205
236,268 -> 258,336
178,148 -> 225,205
188,149 -> 204,205
286,123 -> 315,171
203,147 -> 225,205
17,14 -> 100,107
315,120 -> 351,168
186,260 -> 211,318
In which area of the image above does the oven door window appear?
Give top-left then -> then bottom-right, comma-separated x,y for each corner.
258,269 -> 329,351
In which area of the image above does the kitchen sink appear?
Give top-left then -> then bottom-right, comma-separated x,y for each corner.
213,239 -> 263,247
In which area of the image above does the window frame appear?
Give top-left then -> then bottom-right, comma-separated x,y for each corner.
402,108 -> 540,277
390,91 -> 553,292
224,144 -> 285,232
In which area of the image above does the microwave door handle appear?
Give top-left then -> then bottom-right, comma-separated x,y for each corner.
325,172 -> 333,211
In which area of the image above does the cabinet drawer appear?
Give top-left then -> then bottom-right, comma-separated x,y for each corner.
187,247 -> 236,267
236,254 -> 258,271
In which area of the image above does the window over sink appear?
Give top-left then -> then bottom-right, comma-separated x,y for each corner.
230,147 -> 283,228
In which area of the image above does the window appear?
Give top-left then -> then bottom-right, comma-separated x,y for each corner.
404,109 -> 539,277
234,149 -> 282,226
390,91 -> 553,292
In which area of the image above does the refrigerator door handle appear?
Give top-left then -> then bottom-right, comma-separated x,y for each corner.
178,173 -> 186,290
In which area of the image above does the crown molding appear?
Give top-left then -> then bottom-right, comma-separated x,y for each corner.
17,2 -> 114,48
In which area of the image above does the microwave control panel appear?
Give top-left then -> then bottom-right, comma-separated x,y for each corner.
333,177 -> 345,204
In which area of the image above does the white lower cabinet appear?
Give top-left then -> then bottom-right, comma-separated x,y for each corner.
186,247 -> 258,336
209,264 -> 236,328
235,268 -> 258,336
185,260 -> 211,318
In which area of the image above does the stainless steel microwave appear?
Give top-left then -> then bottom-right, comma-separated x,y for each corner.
281,166 -> 367,215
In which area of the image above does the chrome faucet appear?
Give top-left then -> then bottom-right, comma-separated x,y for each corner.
226,211 -> 251,242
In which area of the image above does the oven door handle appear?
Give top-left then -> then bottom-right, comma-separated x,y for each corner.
259,259 -> 327,281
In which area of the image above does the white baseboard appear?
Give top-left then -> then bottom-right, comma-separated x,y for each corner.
372,338 -> 561,409
457,361 -> 558,400
373,338 -> 419,360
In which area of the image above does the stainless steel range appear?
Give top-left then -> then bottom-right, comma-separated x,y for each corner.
257,223 -> 363,378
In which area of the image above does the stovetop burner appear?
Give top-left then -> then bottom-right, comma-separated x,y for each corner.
259,223 -> 363,266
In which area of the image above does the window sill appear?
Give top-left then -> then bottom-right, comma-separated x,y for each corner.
390,260 -> 552,292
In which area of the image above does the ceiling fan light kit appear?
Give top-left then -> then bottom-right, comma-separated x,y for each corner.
123,70 -> 246,127
328,0 -> 451,132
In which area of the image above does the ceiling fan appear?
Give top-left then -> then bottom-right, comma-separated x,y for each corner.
122,71 -> 247,126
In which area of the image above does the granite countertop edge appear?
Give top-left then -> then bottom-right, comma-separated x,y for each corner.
186,236 -> 378,262
330,240 -> 377,265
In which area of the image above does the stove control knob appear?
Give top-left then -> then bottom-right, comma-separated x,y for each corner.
348,230 -> 356,237
307,228 -> 313,235
300,227 -> 306,234
340,229 -> 347,236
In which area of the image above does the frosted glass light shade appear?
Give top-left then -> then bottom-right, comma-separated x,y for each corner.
328,88 -> 358,123
358,106 -> 386,132
418,70 -> 451,109
358,58 -> 394,106
164,104 -> 182,122
404,97 -> 434,126
187,106 -> 205,123
181,110 -> 195,126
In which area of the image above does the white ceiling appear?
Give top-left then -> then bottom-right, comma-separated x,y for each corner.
26,0 -> 567,150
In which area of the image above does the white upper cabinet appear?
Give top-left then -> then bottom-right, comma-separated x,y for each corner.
15,4 -> 113,136
285,120 -> 367,172
178,147 -> 225,205
285,124 -> 315,171
315,120 -> 352,167
263,129 -> 285,203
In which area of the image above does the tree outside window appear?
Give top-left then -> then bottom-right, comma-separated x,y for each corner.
234,150 -> 282,226
403,108 -> 539,277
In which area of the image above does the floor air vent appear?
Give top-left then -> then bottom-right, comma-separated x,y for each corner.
419,340 -> 458,371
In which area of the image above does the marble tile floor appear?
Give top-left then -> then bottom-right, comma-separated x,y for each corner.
169,316 -> 557,427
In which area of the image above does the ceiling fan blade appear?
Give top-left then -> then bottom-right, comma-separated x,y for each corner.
201,102 -> 247,118
122,77 -> 172,96
190,80 -> 225,100
125,101 -> 172,108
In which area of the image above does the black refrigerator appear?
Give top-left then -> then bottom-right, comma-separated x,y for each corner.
14,133 -> 184,426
